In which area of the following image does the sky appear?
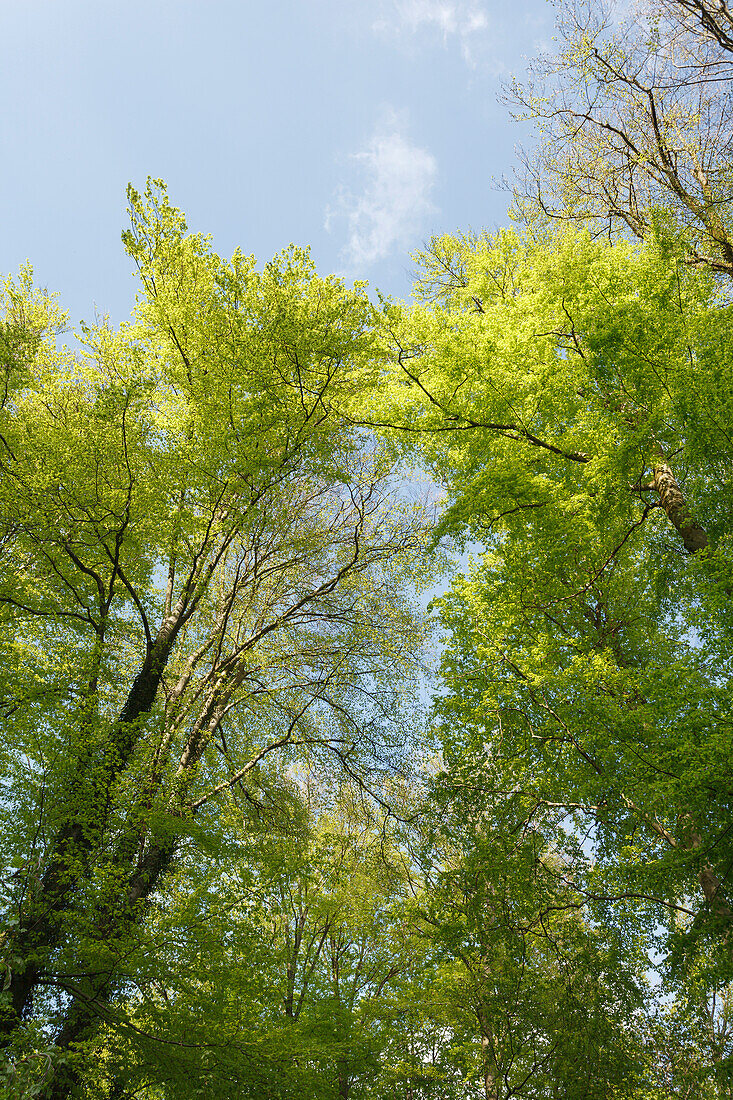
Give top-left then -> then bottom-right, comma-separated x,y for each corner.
1,0 -> 555,326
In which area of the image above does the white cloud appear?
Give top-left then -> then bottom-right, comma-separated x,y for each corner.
373,0 -> 490,65
325,110 -> 437,268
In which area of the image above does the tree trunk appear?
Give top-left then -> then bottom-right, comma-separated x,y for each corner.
481,1032 -> 499,1100
680,816 -> 733,926
1,632 -> 179,1041
653,459 -> 708,553
338,1057 -> 349,1100
37,840 -> 176,1100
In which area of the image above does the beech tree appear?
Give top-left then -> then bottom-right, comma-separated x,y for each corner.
510,0 -> 733,277
0,182 -> 430,1098
66,783 -> 419,1100
418,768 -> 651,1100
364,223 -> 733,1095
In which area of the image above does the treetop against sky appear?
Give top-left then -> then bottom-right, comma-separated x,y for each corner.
0,0 -> 550,323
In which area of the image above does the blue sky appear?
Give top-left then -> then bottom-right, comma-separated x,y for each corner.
2,0 -> 554,325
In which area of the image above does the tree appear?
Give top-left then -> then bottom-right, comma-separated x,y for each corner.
0,181 -> 430,1097
364,222 -> 733,1021
415,762 -> 651,1100
68,777 -> 427,1100
648,966 -> 733,1097
509,0 -> 733,277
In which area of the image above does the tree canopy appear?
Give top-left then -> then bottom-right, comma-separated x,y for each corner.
4,2 -> 733,1096
0,181 -> 431,1098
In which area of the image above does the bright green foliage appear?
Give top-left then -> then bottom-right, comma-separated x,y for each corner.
367,224 -> 733,1093
0,181 -> 430,1097
414,766 -> 652,1100
4,176 -> 733,1098
508,0 -> 733,278
68,785 -> 425,1100
648,961 -> 733,1097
